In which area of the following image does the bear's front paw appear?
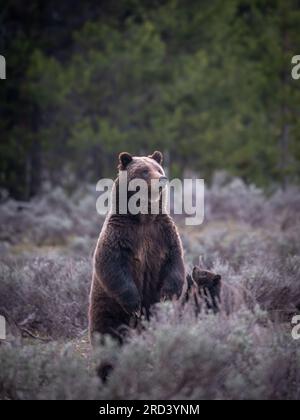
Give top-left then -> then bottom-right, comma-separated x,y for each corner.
160,277 -> 183,301
118,288 -> 141,316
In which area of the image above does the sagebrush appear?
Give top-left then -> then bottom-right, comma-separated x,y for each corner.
0,177 -> 300,400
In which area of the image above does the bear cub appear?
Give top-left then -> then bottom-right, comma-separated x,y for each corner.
184,266 -> 222,314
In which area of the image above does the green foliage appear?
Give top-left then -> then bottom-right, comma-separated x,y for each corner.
1,0 -> 300,197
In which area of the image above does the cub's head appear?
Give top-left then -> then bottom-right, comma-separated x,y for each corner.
118,151 -> 167,202
191,266 -> 222,313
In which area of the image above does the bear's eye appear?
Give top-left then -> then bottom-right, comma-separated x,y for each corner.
142,169 -> 149,177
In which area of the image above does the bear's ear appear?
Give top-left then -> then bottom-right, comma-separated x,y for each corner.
119,152 -> 133,169
192,266 -> 200,279
149,151 -> 163,165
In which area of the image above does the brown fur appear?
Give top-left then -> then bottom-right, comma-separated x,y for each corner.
89,151 -> 185,344
184,266 -> 222,314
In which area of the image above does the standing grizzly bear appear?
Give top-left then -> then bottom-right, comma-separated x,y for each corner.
89,151 -> 185,343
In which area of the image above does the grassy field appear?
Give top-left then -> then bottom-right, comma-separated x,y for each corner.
1,176 -> 300,400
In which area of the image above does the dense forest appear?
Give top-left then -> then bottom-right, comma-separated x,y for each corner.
1,0 -> 300,199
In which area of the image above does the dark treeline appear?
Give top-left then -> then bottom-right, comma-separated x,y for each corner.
1,0 -> 300,199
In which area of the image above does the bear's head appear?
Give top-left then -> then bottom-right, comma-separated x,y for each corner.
118,151 -> 168,207
118,151 -> 166,182
191,266 -> 222,313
